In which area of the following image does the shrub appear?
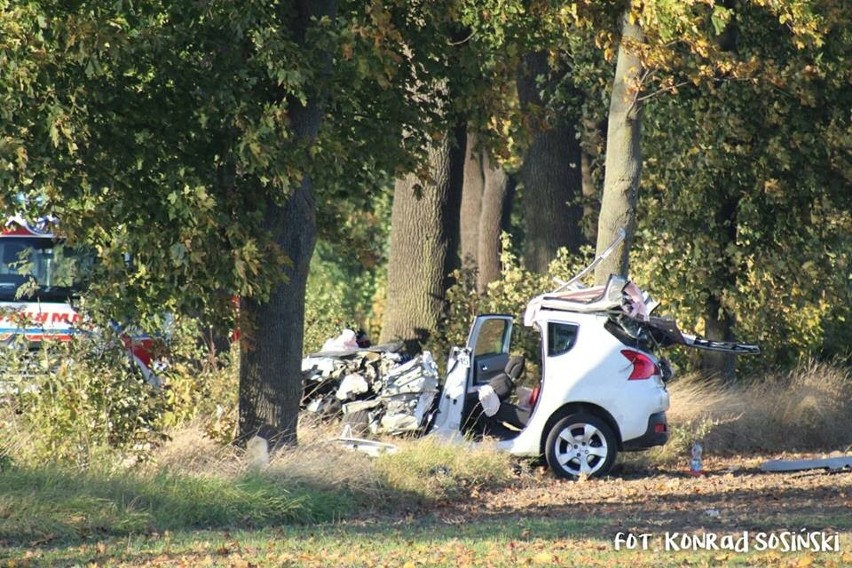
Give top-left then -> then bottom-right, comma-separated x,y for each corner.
155,318 -> 239,442
435,233 -> 593,377
1,331 -> 168,469
0,313 -> 239,469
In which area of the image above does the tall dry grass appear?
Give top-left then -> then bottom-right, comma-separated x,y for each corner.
144,414 -> 512,507
649,360 -> 852,462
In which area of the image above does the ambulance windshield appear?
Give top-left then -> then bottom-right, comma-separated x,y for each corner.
0,237 -> 93,302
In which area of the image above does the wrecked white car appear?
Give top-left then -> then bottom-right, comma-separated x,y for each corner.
429,270 -> 758,478
310,233 -> 759,478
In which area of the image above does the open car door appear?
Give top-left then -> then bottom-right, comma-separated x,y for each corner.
431,315 -> 513,438
467,315 -> 514,385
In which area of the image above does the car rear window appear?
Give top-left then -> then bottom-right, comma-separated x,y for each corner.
548,322 -> 578,357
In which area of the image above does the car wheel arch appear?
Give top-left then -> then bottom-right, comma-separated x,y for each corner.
539,402 -> 623,456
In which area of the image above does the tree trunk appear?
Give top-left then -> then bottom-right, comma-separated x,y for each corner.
237,0 -> 335,447
460,130 -> 484,270
477,151 -> 511,292
594,14 -> 644,285
239,182 -> 316,447
701,0 -> 739,381
379,125 -> 465,352
517,51 -> 584,273
703,294 -> 737,381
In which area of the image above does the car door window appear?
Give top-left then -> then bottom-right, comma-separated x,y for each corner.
548,322 -> 578,357
474,318 -> 511,357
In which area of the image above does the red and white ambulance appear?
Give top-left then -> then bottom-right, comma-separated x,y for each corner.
0,216 -> 159,384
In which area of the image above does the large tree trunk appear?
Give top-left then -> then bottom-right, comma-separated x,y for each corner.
517,51 -> 584,273
239,182 -> 316,447
594,14 -> 644,285
238,0 -> 335,447
379,125 -> 466,352
477,151 -> 511,292
460,130 -> 484,270
460,128 -> 511,293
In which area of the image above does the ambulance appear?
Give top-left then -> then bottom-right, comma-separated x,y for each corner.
0,216 -> 158,384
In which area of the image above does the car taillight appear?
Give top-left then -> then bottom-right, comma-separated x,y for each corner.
621,349 -> 660,380
528,383 -> 541,408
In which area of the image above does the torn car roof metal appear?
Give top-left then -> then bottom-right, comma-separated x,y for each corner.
524,234 -> 759,356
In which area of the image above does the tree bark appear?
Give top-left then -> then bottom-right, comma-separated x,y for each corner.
379,125 -> 466,352
594,14 -> 644,285
239,181 -> 316,447
460,130 -> 484,270
237,0 -> 336,447
477,151 -> 511,292
517,51 -> 584,273
702,0 -> 739,381
703,293 -> 737,381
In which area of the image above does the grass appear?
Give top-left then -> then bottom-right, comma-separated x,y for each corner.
644,360 -> 852,463
1,360 -> 851,565
374,436 -> 514,501
0,464 -> 356,543
2,520 -> 850,566
0,421 -> 515,546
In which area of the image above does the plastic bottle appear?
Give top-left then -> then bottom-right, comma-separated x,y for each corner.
689,441 -> 704,476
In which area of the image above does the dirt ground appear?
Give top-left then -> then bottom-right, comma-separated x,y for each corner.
428,454 -> 852,535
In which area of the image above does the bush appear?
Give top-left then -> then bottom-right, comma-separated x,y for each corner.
0,314 -> 238,469
435,233 -> 592,379
1,331 -> 168,469
155,318 -> 239,443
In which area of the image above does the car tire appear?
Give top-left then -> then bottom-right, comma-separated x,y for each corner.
545,413 -> 617,479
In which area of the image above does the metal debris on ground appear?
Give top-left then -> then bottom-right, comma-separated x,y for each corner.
759,456 -> 852,473
301,334 -> 439,436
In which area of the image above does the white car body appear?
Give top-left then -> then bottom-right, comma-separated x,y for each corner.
333,231 -> 758,477
430,233 -> 757,478
497,309 -> 670,457
431,275 -> 672,478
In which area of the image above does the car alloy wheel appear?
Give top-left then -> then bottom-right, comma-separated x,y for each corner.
545,413 -> 617,479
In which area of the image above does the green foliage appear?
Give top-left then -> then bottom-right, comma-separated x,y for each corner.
0,309 -> 241,467
635,0 -> 852,374
0,0 -> 460,332
2,333 -> 168,468
155,319 -> 239,443
305,189 -> 392,353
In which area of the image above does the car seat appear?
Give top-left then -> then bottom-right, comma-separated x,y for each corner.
475,356 -> 534,438
488,356 -> 525,401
